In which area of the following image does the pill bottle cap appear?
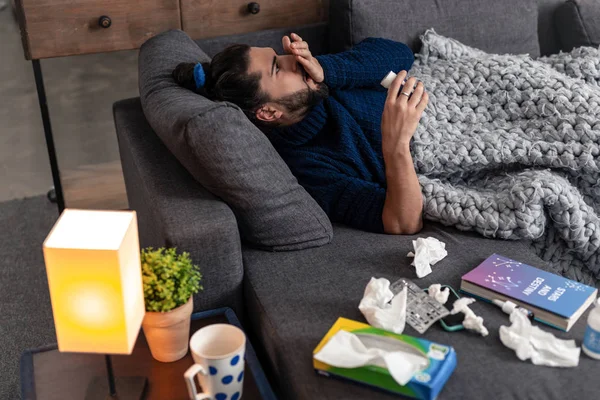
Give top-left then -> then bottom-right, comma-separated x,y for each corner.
380,71 -> 397,89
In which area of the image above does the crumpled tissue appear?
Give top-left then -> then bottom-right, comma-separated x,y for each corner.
428,284 -> 450,304
407,237 -> 448,278
314,330 -> 428,385
450,297 -> 489,336
358,278 -> 407,334
499,309 -> 580,367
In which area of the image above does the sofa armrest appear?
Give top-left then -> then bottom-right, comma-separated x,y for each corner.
113,97 -> 244,315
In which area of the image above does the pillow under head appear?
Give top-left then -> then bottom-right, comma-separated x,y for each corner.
138,29 -> 333,251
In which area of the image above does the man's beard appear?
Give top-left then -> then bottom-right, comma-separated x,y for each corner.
275,80 -> 330,118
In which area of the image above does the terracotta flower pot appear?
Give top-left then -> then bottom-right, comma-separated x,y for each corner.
142,297 -> 193,362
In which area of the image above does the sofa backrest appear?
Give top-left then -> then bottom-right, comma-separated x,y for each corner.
195,23 -> 330,58
329,0 -> 567,57
194,0 -> 566,58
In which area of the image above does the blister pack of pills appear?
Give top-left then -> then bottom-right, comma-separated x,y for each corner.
390,278 -> 450,334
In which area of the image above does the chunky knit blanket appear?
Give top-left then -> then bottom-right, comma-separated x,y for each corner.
411,30 -> 600,285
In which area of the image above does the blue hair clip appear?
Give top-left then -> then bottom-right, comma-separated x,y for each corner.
193,63 -> 206,89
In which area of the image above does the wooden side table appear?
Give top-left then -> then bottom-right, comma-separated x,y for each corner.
20,308 -> 277,400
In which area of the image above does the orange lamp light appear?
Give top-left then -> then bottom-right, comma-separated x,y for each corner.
43,209 -> 146,355
43,209 -> 148,399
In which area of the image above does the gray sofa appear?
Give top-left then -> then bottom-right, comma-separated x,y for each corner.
113,0 -> 600,398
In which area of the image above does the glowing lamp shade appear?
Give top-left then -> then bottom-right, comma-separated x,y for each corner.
43,209 -> 145,355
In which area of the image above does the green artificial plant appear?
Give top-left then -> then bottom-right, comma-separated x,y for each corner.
141,247 -> 203,312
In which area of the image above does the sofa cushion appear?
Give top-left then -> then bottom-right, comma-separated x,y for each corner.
538,0 -> 567,56
243,222 -> 599,399
328,0 -> 540,57
137,29 -> 333,251
555,0 -> 600,51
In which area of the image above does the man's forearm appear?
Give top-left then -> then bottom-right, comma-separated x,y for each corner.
316,38 -> 414,90
382,144 -> 423,234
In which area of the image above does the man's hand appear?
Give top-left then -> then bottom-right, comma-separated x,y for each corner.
282,33 -> 324,83
380,71 -> 428,159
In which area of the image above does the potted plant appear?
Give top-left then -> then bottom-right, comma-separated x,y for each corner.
140,247 -> 202,362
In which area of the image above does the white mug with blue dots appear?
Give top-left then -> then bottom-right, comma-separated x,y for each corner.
185,324 -> 246,400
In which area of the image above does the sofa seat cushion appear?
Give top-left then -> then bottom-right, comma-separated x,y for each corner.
328,0 -> 541,57
243,223 -> 599,399
555,0 -> 600,51
138,29 -> 333,251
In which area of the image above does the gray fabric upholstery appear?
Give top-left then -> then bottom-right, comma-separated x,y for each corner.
196,22 -> 329,58
243,223 -> 600,399
538,0 -> 567,55
555,0 -> 600,51
328,0 -> 541,57
114,98 -> 244,315
138,29 -> 333,250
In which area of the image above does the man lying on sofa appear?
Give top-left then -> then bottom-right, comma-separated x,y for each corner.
173,33 -> 428,235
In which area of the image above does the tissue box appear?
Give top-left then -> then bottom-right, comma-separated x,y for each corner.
313,318 -> 456,400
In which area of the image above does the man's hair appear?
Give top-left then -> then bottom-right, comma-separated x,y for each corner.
173,44 -> 328,127
172,44 -> 270,125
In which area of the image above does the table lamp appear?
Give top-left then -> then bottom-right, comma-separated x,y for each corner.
43,209 -> 147,399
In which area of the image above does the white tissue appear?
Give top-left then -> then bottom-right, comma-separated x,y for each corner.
314,330 -> 428,385
450,297 -> 489,336
407,237 -> 448,278
358,278 -> 407,334
499,309 -> 580,367
428,284 -> 450,304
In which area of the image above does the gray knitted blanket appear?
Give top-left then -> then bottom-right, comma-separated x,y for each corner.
411,30 -> 600,285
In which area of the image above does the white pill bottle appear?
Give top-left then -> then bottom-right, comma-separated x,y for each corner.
583,297 -> 600,359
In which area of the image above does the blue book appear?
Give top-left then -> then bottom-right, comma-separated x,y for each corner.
460,254 -> 598,331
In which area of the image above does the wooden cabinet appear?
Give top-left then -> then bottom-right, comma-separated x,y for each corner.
16,0 -> 182,59
181,0 -> 328,39
16,0 -> 328,60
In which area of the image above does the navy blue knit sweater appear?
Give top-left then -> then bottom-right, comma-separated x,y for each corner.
267,38 -> 415,233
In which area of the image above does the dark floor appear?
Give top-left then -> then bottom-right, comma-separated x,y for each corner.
0,195 -> 58,399
0,6 -> 138,202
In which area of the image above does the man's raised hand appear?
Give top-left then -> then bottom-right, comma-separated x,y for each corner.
380,71 -> 429,159
282,33 -> 324,83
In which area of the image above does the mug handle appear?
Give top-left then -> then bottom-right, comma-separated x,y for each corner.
184,364 -> 211,400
